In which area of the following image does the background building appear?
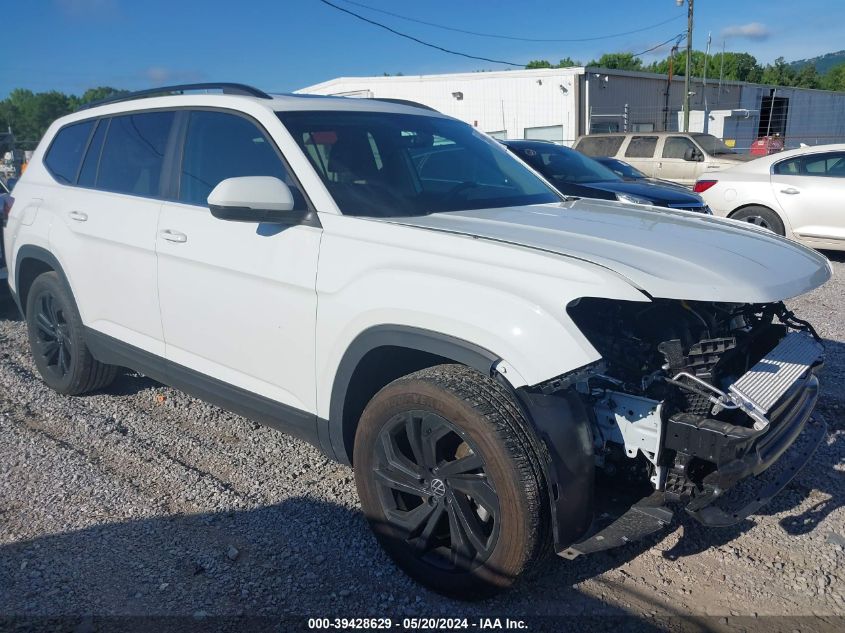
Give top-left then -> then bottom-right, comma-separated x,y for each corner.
300,67 -> 845,152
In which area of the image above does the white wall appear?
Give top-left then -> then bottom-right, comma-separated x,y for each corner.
300,68 -> 583,143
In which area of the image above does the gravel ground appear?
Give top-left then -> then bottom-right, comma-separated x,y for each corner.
0,254 -> 843,631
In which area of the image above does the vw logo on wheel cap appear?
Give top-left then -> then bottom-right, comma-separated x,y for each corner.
430,478 -> 446,497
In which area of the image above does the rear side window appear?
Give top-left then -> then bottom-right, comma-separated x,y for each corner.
98,111 -> 174,196
576,136 -> 624,157
179,110 -> 304,207
44,120 -> 95,184
625,136 -> 658,158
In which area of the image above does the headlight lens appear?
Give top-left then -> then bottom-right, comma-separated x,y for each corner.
616,192 -> 654,206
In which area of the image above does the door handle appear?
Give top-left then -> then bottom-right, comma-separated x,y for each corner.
159,229 -> 188,243
780,187 -> 800,195
68,210 -> 88,222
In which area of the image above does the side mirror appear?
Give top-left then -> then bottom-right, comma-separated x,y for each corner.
207,176 -> 305,224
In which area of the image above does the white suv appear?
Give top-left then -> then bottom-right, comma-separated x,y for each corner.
3,83 -> 832,598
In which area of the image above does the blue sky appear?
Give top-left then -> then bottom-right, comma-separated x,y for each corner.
3,0 -> 843,98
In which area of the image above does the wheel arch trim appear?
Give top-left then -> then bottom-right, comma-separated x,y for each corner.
324,325 -> 501,463
13,245 -> 74,317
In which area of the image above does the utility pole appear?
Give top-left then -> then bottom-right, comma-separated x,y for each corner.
677,0 -> 694,132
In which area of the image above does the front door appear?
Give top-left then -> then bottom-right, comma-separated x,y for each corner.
656,136 -> 700,186
156,109 -> 321,425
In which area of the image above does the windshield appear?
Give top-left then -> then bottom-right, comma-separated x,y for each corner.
597,158 -> 646,179
278,111 -> 560,217
509,144 -> 621,184
692,134 -> 737,156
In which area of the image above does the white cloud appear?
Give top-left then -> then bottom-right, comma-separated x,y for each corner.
721,22 -> 771,41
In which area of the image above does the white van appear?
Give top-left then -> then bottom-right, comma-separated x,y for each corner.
574,132 -> 754,186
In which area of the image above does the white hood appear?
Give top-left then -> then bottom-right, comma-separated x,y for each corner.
384,201 -> 831,303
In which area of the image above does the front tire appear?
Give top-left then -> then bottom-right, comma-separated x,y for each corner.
354,364 -> 550,599
25,272 -> 118,395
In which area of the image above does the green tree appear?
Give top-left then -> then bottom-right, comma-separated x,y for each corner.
761,57 -> 797,86
821,62 -> 845,91
526,59 -> 553,69
588,52 -> 643,71
794,64 -> 821,89
556,57 -> 581,68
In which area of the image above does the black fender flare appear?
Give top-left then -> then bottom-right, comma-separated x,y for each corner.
324,325 -> 501,462
325,324 -> 595,550
12,245 -> 73,317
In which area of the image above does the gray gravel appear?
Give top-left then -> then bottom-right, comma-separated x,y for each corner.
0,254 -> 843,625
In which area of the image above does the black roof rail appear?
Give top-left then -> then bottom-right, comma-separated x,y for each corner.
76,83 -> 272,111
367,97 -> 439,112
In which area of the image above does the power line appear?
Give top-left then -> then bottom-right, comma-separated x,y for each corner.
631,34 -> 686,58
335,0 -> 684,43
317,0 -> 526,66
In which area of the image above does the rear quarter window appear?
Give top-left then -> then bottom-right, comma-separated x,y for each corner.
44,120 -> 95,184
576,136 -> 624,157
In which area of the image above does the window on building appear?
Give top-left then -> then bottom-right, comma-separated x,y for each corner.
486,130 -> 507,140
179,110 -> 304,207
524,125 -> 564,143
625,136 -> 658,159
44,120 -> 95,184
589,121 -> 620,134
97,112 -> 174,196
631,123 -> 655,132
662,136 -> 698,159
576,136 -> 625,157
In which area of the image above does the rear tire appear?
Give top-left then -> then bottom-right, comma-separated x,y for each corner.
730,205 -> 785,235
354,364 -> 550,599
25,272 -> 118,395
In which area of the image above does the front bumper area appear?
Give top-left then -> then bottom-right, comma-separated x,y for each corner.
675,373 -> 825,526
561,354 -> 825,558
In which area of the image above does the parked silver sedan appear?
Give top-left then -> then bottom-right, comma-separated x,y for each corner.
696,144 -> 845,251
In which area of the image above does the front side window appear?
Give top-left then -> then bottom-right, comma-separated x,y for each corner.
97,111 -> 174,196
662,136 -> 698,159
279,111 -> 559,217
625,136 -> 658,159
44,120 -> 95,184
179,110 -> 304,207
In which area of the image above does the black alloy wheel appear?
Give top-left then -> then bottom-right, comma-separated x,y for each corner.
373,409 -> 500,571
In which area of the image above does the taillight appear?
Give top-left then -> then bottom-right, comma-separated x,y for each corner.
2,196 -> 13,227
693,180 -> 717,194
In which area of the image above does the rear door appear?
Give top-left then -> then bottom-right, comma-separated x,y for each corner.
47,111 -> 173,355
622,135 -> 659,177
772,151 -> 845,247
156,109 -> 321,426
656,136 -> 700,186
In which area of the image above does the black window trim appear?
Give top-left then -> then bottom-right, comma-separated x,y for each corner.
41,106 -> 315,213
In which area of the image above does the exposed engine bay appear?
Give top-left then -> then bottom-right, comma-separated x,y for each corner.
564,297 -> 824,511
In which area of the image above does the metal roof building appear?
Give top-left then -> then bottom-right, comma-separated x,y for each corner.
299,67 -> 845,152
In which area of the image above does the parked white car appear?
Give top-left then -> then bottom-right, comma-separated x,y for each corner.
696,144 -> 845,251
3,83 -> 832,598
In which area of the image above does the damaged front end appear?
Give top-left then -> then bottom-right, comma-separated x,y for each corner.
554,297 -> 827,557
